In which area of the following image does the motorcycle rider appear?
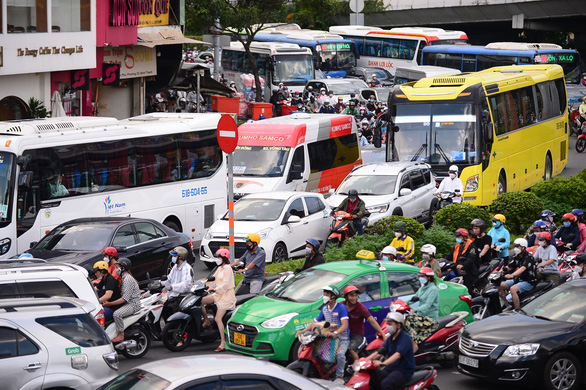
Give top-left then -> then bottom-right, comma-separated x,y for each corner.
343,285 -> 387,364
569,253 -> 586,281
334,96 -> 346,113
498,238 -> 537,309
380,246 -> 397,262
365,312 -> 415,390
417,244 -> 441,277
366,95 -> 377,112
295,238 -> 325,273
540,209 -> 557,234
305,96 -> 319,113
411,267 -> 439,321
369,74 -> 381,87
534,232 -> 560,285
319,100 -> 336,114
161,246 -> 194,322
290,92 -> 303,107
92,261 -> 121,322
303,85 -> 315,100
579,96 -> 586,125
232,233 -> 266,295
390,221 -> 414,263
471,219 -> 492,265
526,220 -> 557,247
434,165 -> 463,203
103,246 -> 121,284
443,228 -> 478,294
488,214 -> 510,260
571,209 -> 586,244
344,100 -> 359,116
331,189 -> 366,236
298,285 -> 349,384
555,212 -> 581,252
106,258 -> 141,342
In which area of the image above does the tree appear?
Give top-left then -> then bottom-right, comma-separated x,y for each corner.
186,0 -> 288,102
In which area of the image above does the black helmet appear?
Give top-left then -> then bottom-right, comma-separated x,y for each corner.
348,189 -> 358,199
117,257 -> 132,271
471,218 -> 486,232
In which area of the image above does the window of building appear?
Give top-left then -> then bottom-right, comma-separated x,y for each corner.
7,0 -> 47,33
51,0 -> 90,32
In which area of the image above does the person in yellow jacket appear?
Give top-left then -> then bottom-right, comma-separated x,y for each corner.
390,221 -> 415,263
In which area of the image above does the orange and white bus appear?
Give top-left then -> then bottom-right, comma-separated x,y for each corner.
329,25 -> 468,75
232,114 -> 362,198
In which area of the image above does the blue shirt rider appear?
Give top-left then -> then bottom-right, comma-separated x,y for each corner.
488,214 -> 510,259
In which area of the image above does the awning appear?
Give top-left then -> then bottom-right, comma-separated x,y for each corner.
137,28 -> 206,48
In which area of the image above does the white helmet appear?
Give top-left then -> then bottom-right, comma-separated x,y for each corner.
513,238 -> 528,248
372,74 -> 377,78
381,246 -> 397,256
385,311 -> 404,324
420,244 -> 436,256
448,165 -> 458,174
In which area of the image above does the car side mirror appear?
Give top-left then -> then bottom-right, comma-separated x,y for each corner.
18,171 -> 33,189
286,215 -> 301,224
290,164 -> 303,180
116,246 -> 127,253
485,122 -> 494,142
399,188 -> 412,196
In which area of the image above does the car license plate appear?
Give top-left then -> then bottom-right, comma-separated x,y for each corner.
234,332 -> 246,346
459,355 -> 479,368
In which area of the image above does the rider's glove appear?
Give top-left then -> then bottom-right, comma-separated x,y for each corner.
566,243 -> 573,249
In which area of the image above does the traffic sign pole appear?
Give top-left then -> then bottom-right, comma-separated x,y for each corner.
227,153 -> 235,264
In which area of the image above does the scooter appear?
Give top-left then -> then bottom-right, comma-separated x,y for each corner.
347,359 -> 439,390
287,323 -> 339,380
436,191 -> 458,209
471,258 -> 505,296
366,298 -> 468,368
160,280 -> 232,352
576,132 -> 586,153
558,251 -> 577,273
327,211 -> 354,247
175,90 -> 187,110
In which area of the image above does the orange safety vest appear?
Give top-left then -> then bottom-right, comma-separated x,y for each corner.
453,239 -> 473,263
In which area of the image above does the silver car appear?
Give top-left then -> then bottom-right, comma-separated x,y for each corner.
98,354 -> 349,389
0,297 -> 118,390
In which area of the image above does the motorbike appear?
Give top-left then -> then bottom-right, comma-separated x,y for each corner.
347,359 -> 439,390
568,99 -> 585,137
576,132 -> 586,153
366,298 -> 468,368
287,324 -> 339,380
471,258 -> 505,296
160,280 -> 232,352
436,191 -> 458,209
469,269 -> 557,320
327,211 -> 355,247
558,251 -> 577,273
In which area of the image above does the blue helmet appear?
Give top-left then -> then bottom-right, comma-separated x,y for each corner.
533,220 -> 547,228
306,238 -> 320,251
572,209 -> 584,219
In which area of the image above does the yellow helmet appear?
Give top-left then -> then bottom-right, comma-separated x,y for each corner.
492,214 -> 506,223
93,261 -> 109,271
582,96 -> 586,102
245,233 -> 261,245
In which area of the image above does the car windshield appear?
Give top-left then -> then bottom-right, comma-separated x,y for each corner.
269,269 -> 347,303
367,68 -> 393,80
34,225 -> 113,251
329,82 -> 360,95
272,54 -> 315,85
337,175 -> 397,196
522,282 -> 586,323
233,146 -> 290,177
226,198 -> 286,221
97,369 -> 171,390
0,152 -> 14,228
390,103 -> 479,165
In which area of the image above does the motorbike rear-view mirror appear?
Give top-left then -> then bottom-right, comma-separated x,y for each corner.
161,275 -> 168,281
207,276 -> 216,282
498,238 -> 506,243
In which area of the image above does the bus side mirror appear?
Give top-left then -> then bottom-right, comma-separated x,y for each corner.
485,122 -> 494,142
18,171 -> 33,189
287,165 -> 303,183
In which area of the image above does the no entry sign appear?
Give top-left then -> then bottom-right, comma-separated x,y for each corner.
217,115 -> 238,154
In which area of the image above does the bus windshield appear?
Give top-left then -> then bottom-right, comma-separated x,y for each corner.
273,54 -> 314,85
0,153 -> 14,226
233,146 -> 290,177
391,103 -> 478,165
317,42 -> 357,71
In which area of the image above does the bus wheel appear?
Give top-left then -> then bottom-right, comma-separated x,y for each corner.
272,242 -> 288,263
497,172 -> 506,195
164,219 -> 181,233
544,154 -> 553,180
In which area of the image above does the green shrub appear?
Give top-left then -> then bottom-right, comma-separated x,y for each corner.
323,234 -> 389,262
489,192 -> 544,234
364,215 -> 425,239
575,168 -> 586,183
531,176 -> 586,210
414,225 -> 456,261
433,203 -> 492,233
539,198 -> 573,224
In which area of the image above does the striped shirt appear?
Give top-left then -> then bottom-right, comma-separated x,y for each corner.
120,272 -> 141,309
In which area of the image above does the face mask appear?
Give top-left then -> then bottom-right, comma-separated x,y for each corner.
387,324 -> 396,336
171,256 -> 178,264
394,232 -> 402,238
564,222 -> 571,228
382,256 -> 389,261
305,247 -> 312,255
103,256 -> 110,262
493,221 -> 501,228
418,277 -> 428,286
370,99 -> 374,102
115,268 -> 122,276
456,238 -> 463,244
422,254 -> 431,261
449,173 -> 456,179
574,266 -> 583,274
511,247 -> 521,257
349,196 -> 357,202
538,240 -> 546,247
322,296 -> 330,305
97,276 -> 103,281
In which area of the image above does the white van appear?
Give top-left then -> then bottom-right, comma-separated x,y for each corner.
233,114 -> 362,198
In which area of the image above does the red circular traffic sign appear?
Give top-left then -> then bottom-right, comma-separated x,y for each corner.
217,115 -> 238,154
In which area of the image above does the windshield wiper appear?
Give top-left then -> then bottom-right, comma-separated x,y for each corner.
533,314 -> 551,321
411,133 -> 428,162
434,143 -> 452,164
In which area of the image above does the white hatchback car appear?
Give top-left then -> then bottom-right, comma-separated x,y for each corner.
327,162 -> 437,226
200,191 -> 331,267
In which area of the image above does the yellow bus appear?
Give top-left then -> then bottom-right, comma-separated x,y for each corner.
386,64 -> 568,206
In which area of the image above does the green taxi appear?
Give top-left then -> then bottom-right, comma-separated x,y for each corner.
226,260 -> 473,362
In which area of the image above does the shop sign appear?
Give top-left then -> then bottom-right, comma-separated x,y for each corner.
71,69 -> 90,90
139,0 -> 170,27
102,63 -> 121,86
111,0 -> 169,27
103,46 -> 156,79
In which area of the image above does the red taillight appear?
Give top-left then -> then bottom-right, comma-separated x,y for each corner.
95,308 -> 105,326
187,239 -> 193,250
459,294 -> 472,308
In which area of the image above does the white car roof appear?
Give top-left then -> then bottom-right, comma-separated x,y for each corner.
349,161 -> 430,176
238,191 -> 325,200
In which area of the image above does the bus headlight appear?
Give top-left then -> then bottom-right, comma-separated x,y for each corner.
0,238 -> 11,255
465,175 -> 479,192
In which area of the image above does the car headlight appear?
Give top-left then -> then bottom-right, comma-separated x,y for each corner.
204,229 -> 212,240
465,175 -> 479,192
367,203 -> 389,214
261,312 -> 299,329
257,228 -> 272,239
502,343 -> 540,357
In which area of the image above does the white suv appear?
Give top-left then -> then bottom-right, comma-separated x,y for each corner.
327,162 -> 437,226
0,259 -> 105,325
0,297 -> 118,390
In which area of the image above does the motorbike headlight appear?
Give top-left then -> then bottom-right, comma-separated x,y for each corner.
204,229 -> 212,240
367,203 -> 390,214
261,312 -> 298,329
257,228 -> 272,240
465,175 -> 479,192
502,343 -> 540,357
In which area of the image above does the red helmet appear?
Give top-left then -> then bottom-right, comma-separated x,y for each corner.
343,285 -> 360,297
215,248 -> 230,259
562,213 -> 577,223
103,247 -> 117,257
538,231 -> 552,242
455,228 -> 469,238
418,267 -> 435,277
